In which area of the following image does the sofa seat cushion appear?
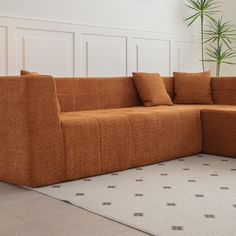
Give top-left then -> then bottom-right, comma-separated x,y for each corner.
61,104 -> 236,118
171,104 -> 236,111
61,106 -> 202,180
61,112 -> 133,180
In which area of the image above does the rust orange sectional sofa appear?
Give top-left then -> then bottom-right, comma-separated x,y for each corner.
1,75 -> 236,187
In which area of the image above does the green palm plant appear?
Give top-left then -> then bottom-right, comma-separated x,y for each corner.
204,17 -> 236,48
185,0 -> 220,71
205,44 -> 236,76
204,17 -> 236,76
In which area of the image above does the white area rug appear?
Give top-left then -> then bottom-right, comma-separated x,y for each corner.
33,154 -> 236,236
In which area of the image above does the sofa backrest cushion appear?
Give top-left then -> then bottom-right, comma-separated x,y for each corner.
211,77 -> 236,104
173,71 -> 213,104
132,72 -> 173,106
55,77 -> 139,112
55,76 -> 175,112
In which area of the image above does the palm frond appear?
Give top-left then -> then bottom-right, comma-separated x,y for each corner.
204,17 -> 236,49
204,44 -> 236,64
185,0 -> 220,25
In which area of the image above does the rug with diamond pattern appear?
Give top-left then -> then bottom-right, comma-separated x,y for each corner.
33,154 -> 236,236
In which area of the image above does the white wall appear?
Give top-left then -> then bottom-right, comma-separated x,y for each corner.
0,0 -> 192,34
0,0 -> 235,76
221,0 -> 236,22
213,0 -> 236,76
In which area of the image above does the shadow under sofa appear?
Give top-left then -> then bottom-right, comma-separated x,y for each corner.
0,75 -> 236,187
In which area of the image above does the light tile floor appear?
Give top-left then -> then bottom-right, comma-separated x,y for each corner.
0,181 -> 148,236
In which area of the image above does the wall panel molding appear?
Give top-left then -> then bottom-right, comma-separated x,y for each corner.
0,15 -> 201,77
174,40 -> 203,72
81,34 -> 127,76
0,26 -> 8,75
130,38 -> 171,76
16,28 -> 74,76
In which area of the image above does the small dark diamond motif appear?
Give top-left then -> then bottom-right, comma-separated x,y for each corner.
76,193 -> 85,196
52,185 -> 61,188
188,180 -> 196,182
231,169 -> 236,171
102,202 -> 112,206
167,203 -> 176,206
83,178 -> 91,181
163,186 -> 172,189
221,159 -> 228,162
233,204 -> 236,208
161,173 -> 168,176
203,164 -> 210,166
136,167 -> 143,170
107,186 -> 116,188
211,174 -> 218,176
172,226 -> 183,231
178,159 -> 185,161
111,173 -> 119,176
136,179 -> 143,182
195,194 -> 204,197
183,168 -> 190,171
205,214 -> 215,218
158,163 -> 165,166
133,213 -> 144,217
220,187 -> 229,190
135,194 -> 143,197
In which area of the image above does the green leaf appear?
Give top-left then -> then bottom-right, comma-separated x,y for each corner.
185,0 -> 220,26
203,16 -> 236,49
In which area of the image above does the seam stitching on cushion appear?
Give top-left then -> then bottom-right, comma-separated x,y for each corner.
200,110 -> 204,153
25,78 -> 33,185
150,110 -> 163,159
126,114 -> 134,168
60,123 -> 69,180
213,89 -> 236,92
57,91 -> 136,96
85,115 -> 102,174
97,79 -> 102,109
96,117 -> 102,173
72,79 -> 76,111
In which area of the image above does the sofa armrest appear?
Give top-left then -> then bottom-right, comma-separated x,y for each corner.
211,77 -> 236,105
0,75 -> 65,187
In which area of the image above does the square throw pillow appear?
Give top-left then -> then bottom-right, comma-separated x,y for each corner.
132,72 -> 173,107
173,71 -> 213,104
20,70 -> 39,76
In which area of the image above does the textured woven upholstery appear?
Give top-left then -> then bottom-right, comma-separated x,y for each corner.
61,106 -> 202,180
0,75 -> 65,186
1,75 -> 236,187
55,77 -> 141,112
132,72 -> 173,106
211,77 -> 236,104
202,109 -> 236,157
173,71 -> 213,104
55,76 -> 175,112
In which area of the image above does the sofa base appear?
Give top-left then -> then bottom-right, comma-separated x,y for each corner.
60,107 -> 202,182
